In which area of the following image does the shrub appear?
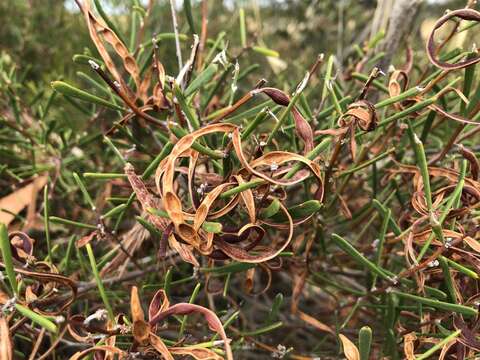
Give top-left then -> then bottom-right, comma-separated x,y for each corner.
2,1 -> 480,359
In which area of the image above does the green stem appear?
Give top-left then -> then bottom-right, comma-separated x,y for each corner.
85,243 -> 114,321
0,224 -> 17,295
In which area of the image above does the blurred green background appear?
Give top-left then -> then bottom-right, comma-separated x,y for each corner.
0,0 -> 469,85
0,0 -> 473,141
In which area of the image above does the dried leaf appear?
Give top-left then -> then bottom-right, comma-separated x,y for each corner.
458,145 -> 479,180
76,231 -> 97,249
0,262 -> 77,315
148,289 -> 170,322
339,334 -> 360,360
168,233 -> 200,267
244,267 -> 255,294
149,302 -> 233,360
0,175 -> 47,226
464,236 -> 480,253
149,333 -> 174,360
170,347 -> 223,360
69,346 -> 125,360
130,286 -> 150,345
233,175 -> 256,224
0,317 -> 12,360
404,332 -> 417,360
215,202 -> 293,263
297,311 -> 334,335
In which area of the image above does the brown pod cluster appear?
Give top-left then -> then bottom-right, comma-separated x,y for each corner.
124,123 -> 324,268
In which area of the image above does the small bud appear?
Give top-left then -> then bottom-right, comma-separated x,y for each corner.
1,297 -> 16,314
213,49 -> 228,68
326,80 -> 334,91
71,146 -> 84,158
83,309 -> 108,326
413,133 -> 422,145
126,145 -> 136,154
294,71 -> 310,95
88,60 -> 100,70
270,162 -> 279,171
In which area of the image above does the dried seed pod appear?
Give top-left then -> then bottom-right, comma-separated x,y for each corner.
338,100 -> 378,132
77,0 -> 140,98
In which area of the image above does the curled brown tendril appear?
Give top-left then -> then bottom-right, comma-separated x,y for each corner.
427,9 -> 480,70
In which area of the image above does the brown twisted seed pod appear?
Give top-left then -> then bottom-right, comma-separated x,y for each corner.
338,100 -> 378,132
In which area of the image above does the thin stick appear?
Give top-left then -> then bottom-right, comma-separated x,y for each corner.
169,0 -> 183,71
